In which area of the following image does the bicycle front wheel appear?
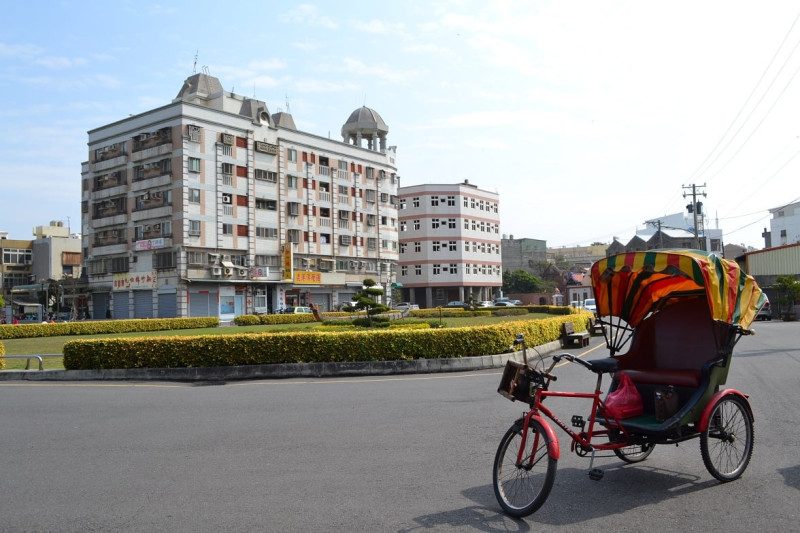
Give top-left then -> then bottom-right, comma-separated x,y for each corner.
700,394 -> 754,481
493,419 -> 557,518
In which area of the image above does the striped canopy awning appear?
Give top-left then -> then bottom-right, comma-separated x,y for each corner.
590,250 -> 765,329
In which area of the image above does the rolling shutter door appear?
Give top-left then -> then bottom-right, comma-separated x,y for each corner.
134,291 -> 153,318
113,292 -> 130,319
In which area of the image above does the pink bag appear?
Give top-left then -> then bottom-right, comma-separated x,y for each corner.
605,373 -> 643,419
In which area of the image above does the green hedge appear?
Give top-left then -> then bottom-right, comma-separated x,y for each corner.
0,341 -> 5,370
0,317 -> 219,340
62,314 -> 590,370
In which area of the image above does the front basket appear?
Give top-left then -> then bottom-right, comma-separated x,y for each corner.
498,360 -> 533,403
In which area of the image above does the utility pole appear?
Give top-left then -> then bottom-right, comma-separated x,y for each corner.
683,183 -> 707,250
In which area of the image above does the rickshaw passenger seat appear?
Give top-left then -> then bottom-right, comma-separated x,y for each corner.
618,369 -> 700,388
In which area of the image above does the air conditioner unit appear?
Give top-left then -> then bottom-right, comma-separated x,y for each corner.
238,268 -> 247,277
152,191 -> 162,199
142,225 -> 150,232
222,254 -> 232,262
208,253 -> 220,264
212,266 -> 222,276
222,194 -> 232,204
153,223 -> 161,231
349,260 -> 359,267
224,267 -> 232,276
222,133 -> 234,145
142,192 -> 150,201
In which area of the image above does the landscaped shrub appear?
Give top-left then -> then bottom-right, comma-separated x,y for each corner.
0,341 -> 5,370
491,308 -> 529,317
62,314 -> 591,371
0,317 -> 219,340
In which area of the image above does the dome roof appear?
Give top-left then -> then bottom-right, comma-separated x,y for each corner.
342,106 -> 388,135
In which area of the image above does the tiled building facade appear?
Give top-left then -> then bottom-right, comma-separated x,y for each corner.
396,181 -> 502,307
82,73 -> 399,320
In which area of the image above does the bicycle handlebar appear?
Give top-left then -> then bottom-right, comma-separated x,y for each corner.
552,353 -> 593,370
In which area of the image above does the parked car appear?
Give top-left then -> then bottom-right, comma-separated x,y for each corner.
584,298 -> 597,314
493,301 -> 516,307
284,306 -> 312,314
756,298 -> 772,321
570,301 -> 584,309
445,301 -> 471,309
394,302 -> 420,311
477,301 -> 494,308
509,299 -> 523,306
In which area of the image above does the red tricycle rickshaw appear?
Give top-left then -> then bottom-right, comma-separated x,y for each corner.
493,250 -> 766,517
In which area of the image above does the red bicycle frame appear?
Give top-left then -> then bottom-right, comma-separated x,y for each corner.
516,365 -> 633,464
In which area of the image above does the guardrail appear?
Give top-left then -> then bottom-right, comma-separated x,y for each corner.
1,354 -> 55,371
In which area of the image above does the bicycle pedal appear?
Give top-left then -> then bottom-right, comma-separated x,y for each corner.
589,468 -> 604,481
571,415 -> 586,429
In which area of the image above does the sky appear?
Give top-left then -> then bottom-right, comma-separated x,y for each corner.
2,0 -> 800,250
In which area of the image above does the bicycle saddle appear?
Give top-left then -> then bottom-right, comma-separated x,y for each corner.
586,358 -> 619,374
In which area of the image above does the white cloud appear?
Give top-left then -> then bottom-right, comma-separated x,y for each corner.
340,58 -> 418,84
281,4 -> 338,29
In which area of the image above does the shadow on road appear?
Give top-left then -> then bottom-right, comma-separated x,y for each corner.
401,462 -> 722,531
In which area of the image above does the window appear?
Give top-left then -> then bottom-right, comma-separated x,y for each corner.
340,234 -> 352,245
287,148 -> 297,162
432,241 -> 441,252
256,198 -> 277,210
431,196 -> 439,206
189,157 -> 201,173
400,243 -> 407,253
189,220 -> 201,236
400,199 -> 407,210
415,265 -> 422,276
413,220 -> 420,230
287,202 -> 300,216
256,226 -> 278,238
414,242 -> 421,253
367,238 -> 377,250
449,241 -> 457,251
412,197 -> 420,207
110,256 -> 129,273
470,198 -> 476,209
222,145 -> 232,156
254,255 -> 279,268
188,125 -> 201,142
401,265 -> 408,276
431,219 -> 440,229
287,176 -> 298,189
338,185 -> 349,195
433,264 -> 441,275
464,219 -> 469,229
154,251 -> 176,269
221,163 -> 233,175
448,218 -> 456,229
287,229 -> 302,242
447,196 -> 455,206
463,197 -> 468,207
381,216 -> 388,225
189,188 -> 200,203
255,169 -> 278,182
400,221 -> 407,232
365,190 -> 376,203
222,223 -> 233,235
449,264 -> 457,274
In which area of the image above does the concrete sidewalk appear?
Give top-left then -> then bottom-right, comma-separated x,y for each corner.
0,338 -> 589,382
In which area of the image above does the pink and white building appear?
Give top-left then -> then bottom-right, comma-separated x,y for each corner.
396,181 -> 502,307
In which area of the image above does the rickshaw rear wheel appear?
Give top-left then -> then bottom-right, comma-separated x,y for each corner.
614,443 -> 655,463
700,394 -> 754,482
493,420 -> 557,518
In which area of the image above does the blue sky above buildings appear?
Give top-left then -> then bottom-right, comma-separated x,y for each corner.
2,1 -> 800,248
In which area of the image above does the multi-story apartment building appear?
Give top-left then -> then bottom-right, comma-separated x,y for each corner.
82,73 -> 399,319
396,181 -> 501,307
1,233 -> 34,318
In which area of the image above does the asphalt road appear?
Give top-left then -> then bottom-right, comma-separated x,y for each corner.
0,321 -> 798,532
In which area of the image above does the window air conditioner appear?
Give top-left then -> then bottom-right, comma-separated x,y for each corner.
212,266 -> 222,276
222,254 -> 232,262
224,267 -> 232,276
209,253 -> 220,264
142,225 -> 150,232
153,223 -> 161,231
222,194 -> 232,204
222,133 -> 234,145
238,268 -> 247,277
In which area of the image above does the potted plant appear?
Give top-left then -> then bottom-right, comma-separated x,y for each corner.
774,275 -> 800,321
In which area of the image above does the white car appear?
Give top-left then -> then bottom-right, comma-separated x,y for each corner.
394,302 -> 419,311
584,298 -> 597,313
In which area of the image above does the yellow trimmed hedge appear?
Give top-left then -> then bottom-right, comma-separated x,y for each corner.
0,341 -> 5,370
62,314 -> 590,370
0,317 -> 219,340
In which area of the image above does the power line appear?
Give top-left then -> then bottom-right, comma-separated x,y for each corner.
690,13 -> 800,183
